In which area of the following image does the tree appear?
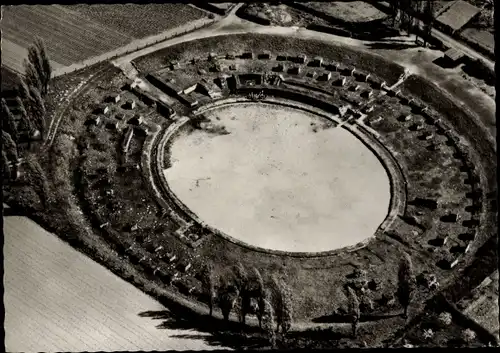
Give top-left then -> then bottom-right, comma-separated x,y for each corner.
2,150 -> 12,180
2,98 -> 19,142
347,287 -> 361,337
24,153 -> 50,207
24,58 -> 42,92
28,85 -> 46,137
218,275 -> 240,322
17,75 -> 32,103
35,37 -> 52,94
422,0 -> 435,47
261,289 -> 277,348
252,267 -> 266,328
2,131 -> 19,163
200,263 -> 216,317
397,252 -> 417,320
270,276 -> 293,335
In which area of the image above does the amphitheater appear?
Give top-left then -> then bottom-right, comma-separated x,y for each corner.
66,34 -> 495,328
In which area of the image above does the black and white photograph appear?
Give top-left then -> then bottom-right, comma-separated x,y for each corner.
1,0 -> 497,350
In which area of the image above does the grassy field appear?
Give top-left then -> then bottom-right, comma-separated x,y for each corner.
3,216 -> 225,352
302,1 -> 387,23
0,4 -> 207,71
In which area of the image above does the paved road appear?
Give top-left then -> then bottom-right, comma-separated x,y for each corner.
3,215 -> 229,352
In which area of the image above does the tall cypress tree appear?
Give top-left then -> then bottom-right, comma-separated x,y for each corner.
35,37 -> 52,94
2,98 -> 19,142
24,58 -> 42,92
398,252 -> 417,320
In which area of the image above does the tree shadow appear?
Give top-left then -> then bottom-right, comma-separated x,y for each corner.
366,41 -> 419,51
139,309 -> 267,349
312,311 -> 403,324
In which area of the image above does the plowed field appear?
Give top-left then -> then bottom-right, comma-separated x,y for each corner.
3,216 -> 227,352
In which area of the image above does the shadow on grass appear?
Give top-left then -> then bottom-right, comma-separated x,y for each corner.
139,309 -> 268,349
139,308 -> 358,349
366,41 -> 419,51
432,56 -> 458,69
312,311 -> 403,324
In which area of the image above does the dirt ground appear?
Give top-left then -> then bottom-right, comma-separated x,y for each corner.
165,103 -> 390,252
3,216 -> 228,352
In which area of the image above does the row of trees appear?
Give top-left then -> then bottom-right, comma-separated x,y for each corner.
2,38 -> 51,180
197,252 -> 417,344
200,262 -> 293,347
346,251 -> 416,338
388,0 -> 436,47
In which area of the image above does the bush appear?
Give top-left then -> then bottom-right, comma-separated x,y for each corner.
462,328 -> 477,343
437,312 -> 453,327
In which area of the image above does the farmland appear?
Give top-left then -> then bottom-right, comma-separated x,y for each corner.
3,216 -> 226,352
0,4 -> 207,73
68,4 -> 206,38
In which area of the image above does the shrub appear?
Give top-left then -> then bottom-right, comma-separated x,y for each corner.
462,328 -> 476,343
437,312 -> 453,327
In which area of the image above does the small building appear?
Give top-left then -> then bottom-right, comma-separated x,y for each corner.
307,71 -> 318,79
435,0 -> 481,35
444,48 -> 465,64
288,66 -> 302,75
95,104 -> 110,115
85,115 -> 102,126
115,113 -> 125,120
295,54 -> 307,64
354,70 -> 370,82
309,56 -> 323,67
334,76 -> 347,87
324,62 -> 338,71
128,115 -> 144,126
103,117 -> 119,130
276,54 -> 288,61
370,116 -> 383,124
107,93 -> 121,104
361,90 -> 374,99
135,125 -> 150,137
273,63 -> 285,73
258,51 -> 271,60
229,64 -> 237,71
241,51 -> 253,59
124,99 -> 136,110
350,84 -> 361,92
225,52 -> 236,60
399,114 -> 412,122
338,65 -> 355,76
176,260 -> 192,273
318,72 -> 332,81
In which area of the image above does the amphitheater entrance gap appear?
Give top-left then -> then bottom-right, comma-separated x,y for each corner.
164,102 -> 391,253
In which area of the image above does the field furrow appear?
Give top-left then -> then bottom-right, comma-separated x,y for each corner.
1,5 -> 133,65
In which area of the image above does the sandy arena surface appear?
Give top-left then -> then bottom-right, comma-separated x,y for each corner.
3,216 -> 228,352
165,103 -> 390,252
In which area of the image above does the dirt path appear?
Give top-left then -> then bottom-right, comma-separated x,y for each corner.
3,216 -> 229,352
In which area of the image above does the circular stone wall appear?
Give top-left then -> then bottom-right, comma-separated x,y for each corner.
164,102 -> 391,252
